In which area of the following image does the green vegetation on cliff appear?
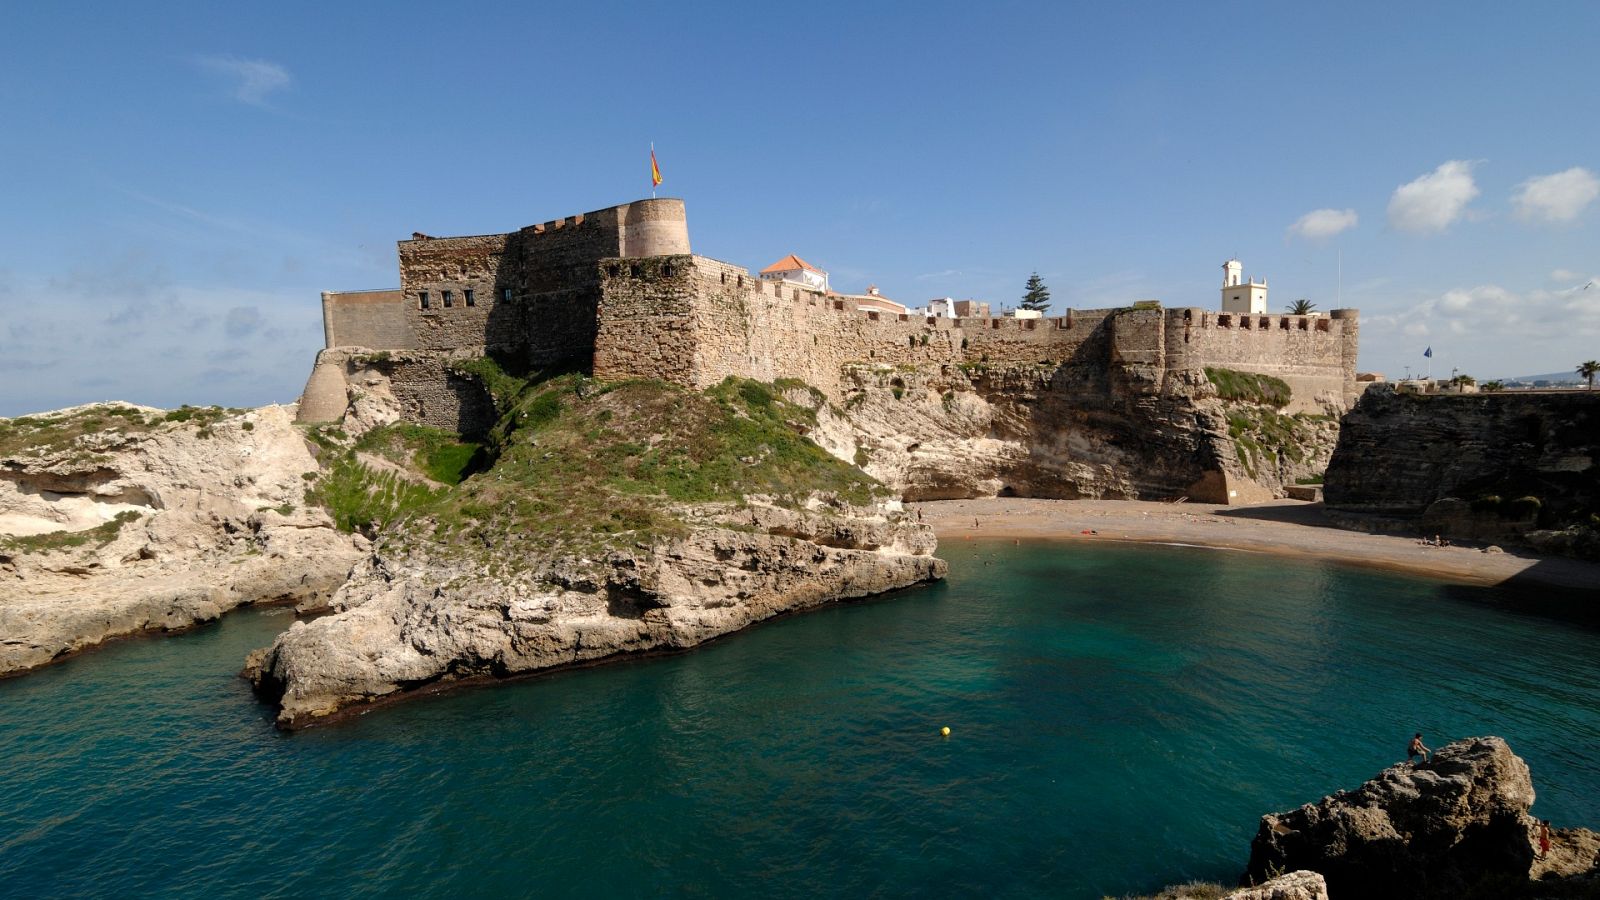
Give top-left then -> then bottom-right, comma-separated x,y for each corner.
305,360 -> 885,562
1227,407 -> 1331,479
0,404 -> 238,461
0,510 -> 142,556
1204,367 -> 1292,408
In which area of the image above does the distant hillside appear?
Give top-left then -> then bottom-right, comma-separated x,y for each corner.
1504,371 -> 1583,384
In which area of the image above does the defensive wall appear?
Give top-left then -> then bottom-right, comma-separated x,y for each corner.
592,255 -> 1358,413
299,197 -> 1358,428
316,199 -> 689,359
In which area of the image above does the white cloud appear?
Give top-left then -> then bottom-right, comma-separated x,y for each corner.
1387,161 -> 1480,233
0,272 -> 321,416
1287,208 -> 1358,240
1552,268 -> 1583,282
1361,279 -> 1600,378
1512,167 -> 1600,223
196,55 -> 291,105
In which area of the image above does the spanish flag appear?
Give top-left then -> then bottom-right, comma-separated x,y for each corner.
650,145 -> 663,188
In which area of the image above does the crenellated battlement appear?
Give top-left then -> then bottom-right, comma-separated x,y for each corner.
299,197 -> 1360,426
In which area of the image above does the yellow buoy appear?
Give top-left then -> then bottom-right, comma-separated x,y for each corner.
940,726 -> 951,737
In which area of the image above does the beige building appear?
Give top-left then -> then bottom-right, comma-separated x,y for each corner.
834,285 -> 907,316
1221,259 -> 1268,315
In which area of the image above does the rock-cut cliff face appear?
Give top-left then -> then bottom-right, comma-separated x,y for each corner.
795,347 -> 1338,505
0,403 -> 363,676
1325,387 -> 1600,556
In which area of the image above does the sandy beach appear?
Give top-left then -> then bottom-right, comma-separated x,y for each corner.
913,498 -> 1600,593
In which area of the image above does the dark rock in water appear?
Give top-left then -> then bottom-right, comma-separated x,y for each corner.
1244,736 -> 1600,898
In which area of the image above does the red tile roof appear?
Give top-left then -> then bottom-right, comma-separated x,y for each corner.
759,254 -> 824,275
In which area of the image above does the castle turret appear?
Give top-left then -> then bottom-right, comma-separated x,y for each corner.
1330,308 -> 1360,402
617,198 -> 690,257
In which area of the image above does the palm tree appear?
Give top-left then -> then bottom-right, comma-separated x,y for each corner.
1288,298 -> 1316,315
1481,380 -> 1505,392
1579,360 -> 1600,389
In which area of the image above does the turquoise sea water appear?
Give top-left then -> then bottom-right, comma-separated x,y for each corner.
2,541 -> 1597,898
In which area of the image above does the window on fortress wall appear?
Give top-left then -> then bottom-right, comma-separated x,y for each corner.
442,290 -> 454,308
419,291 -> 430,310
464,289 -> 475,307
504,288 -> 512,302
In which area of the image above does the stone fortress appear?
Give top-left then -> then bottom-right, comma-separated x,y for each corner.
297,197 -> 1360,440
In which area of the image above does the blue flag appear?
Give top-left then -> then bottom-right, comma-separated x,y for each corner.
1423,347 -> 1433,358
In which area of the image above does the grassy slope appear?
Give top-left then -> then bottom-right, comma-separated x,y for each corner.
307,365 -> 886,569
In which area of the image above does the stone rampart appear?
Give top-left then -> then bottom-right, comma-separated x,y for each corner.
293,348 -> 497,435
321,290 -> 414,351
1165,307 -> 1356,413
595,256 -> 1114,396
594,256 -> 1357,408
392,198 -> 690,367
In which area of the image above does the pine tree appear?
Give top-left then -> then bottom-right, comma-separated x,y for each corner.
1021,272 -> 1051,312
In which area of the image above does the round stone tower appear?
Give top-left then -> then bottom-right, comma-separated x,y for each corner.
618,198 -> 690,258
1330,308 -> 1360,403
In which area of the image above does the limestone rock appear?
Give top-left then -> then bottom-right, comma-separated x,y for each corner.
1244,736 -> 1600,898
246,500 -> 943,727
799,361 -> 1338,504
1325,387 -> 1600,556
0,403 -> 363,675
1224,870 -> 1328,900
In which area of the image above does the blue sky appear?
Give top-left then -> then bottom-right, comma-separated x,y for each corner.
3,1 -> 1598,415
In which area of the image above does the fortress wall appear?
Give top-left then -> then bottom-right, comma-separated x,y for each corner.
399,234 -> 510,351
594,256 -> 1115,398
592,256 -> 701,378
382,353 -> 497,437
320,290 -> 414,350
396,199 -> 690,366
1164,308 -> 1359,412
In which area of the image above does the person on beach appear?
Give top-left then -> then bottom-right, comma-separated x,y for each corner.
1408,732 -> 1430,763
1538,820 -> 1552,858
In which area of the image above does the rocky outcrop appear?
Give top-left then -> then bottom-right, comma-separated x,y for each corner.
246,499 -> 942,727
793,357 -> 1337,505
0,403 -> 363,675
1245,736 -> 1600,898
1225,871 -> 1328,900
1325,387 -> 1600,556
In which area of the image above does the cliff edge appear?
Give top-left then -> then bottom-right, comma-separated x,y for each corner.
246,369 -> 944,726
1325,387 -> 1600,558
0,403 -> 362,675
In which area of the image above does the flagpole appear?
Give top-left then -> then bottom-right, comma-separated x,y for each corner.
650,142 -> 657,199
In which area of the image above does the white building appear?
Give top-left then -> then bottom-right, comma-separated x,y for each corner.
1221,259 -> 1268,314
759,254 -> 829,293
836,284 -> 907,315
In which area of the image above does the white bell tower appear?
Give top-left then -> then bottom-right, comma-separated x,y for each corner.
1221,259 -> 1267,314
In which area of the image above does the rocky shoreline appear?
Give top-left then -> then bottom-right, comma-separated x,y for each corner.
0,403 -> 362,677
245,499 -> 943,728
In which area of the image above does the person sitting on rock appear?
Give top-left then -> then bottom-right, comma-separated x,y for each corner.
1408,732 -> 1430,763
